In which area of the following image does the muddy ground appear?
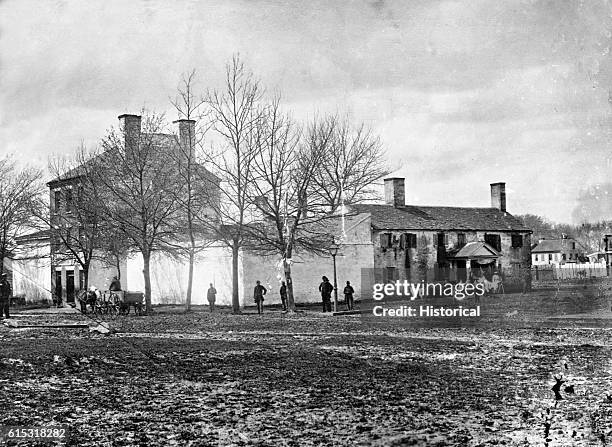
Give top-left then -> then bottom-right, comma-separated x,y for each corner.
1,291 -> 612,446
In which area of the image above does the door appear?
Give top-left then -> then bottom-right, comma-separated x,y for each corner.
455,260 -> 467,282
66,270 -> 75,303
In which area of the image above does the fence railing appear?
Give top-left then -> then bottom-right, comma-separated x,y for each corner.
532,263 -> 608,280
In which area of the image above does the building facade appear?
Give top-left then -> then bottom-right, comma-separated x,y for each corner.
531,237 -> 586,266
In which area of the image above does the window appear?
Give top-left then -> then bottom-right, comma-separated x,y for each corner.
380,233 -> 392,248
572,242 -> 576,250
548,254 -> 553,261
437,232 -> 448,246
400,233 -> 417,249
457,233 -> 466,248
511,234 -> 523,248
54,190 -> 61,212
484,234 -> 502,252
65,189 -> 73,212
562,254 -> 566,260
384,267 -> 398,284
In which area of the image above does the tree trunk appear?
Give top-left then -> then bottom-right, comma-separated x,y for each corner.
143,250 -> 152,313
83,264 -> 89,290
284,245 -> 296,311
186,246 -> 194,312
231,242 -> 241,314
115,255 -> 121,280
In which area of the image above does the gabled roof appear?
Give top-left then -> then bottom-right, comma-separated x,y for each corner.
47,133 -> 221,188
348,204 -> 530,232
532,238 -> 578,253
449,241 -> 500,259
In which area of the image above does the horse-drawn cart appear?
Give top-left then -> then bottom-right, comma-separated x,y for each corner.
79,289 -> 144,316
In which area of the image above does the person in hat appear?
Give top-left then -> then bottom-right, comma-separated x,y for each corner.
343,280 -> 355,310
207,283 -> 217,312
279,281 -> 288,311
253,280 -> 267,314
109,276 -> 122,292
0,273 -> 12,319
318,276 -> 333,312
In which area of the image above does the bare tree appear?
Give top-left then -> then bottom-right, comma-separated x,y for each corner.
170,70 -> 217,311
200,55 -> 263,313
246,105 -> 336,311
0,157 -> 44,274
91,112 -> 184,313
247,109 -> 388,311
309,115 -> 388,212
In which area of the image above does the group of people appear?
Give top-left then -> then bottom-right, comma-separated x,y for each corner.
318,276 -> 354,312
206,276 -> 356,314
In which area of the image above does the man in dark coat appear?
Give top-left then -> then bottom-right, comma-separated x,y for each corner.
254,280 -> 267,314
318,276 -> 333,312
109,276 -> 122,292
280,281 -> 288,311
343,280 -> 355,310
207,283 -> 217,312
0,273 -> 12,319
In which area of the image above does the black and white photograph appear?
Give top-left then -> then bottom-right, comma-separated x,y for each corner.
1,1 -> 612,445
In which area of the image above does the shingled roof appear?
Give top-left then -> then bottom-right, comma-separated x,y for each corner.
532,238 -> 577,253
349,204 -> 530,232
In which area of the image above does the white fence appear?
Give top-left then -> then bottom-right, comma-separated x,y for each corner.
533,262 -> 607,280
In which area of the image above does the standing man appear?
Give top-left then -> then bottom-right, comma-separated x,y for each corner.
280,281 -> 288,311
0,273 -> 11,319
253,280 -> 267,314
207,283 -> 217,312
318,276 -> 333,313
109,276 -> 122,292
343,281 -> 355,310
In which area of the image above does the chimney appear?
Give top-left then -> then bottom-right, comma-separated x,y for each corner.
384,177 -> 405,207
173,119 -> 196,152
490,182 -> 506,212
118,114 -> 141,153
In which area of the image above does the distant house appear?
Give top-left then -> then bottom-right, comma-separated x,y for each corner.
531,236 -> 586,265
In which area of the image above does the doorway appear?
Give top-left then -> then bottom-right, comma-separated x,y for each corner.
66,270 -> 75,303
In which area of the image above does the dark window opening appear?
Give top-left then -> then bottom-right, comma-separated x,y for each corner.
380,233 -> 392,249
485,234 -> 502,252
457,233 -> 466,248
65,189 -> 73,212
54,191 -> 61,212
511,234 -> 523,248
400,233 -> 417,249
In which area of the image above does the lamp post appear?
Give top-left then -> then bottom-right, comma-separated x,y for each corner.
329,243 -> 340,312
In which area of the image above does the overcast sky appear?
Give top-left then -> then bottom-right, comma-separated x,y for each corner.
1,0 -> 611,223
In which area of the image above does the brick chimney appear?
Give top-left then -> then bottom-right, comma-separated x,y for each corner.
384,178 -> 405,207
118,114 -> 141,153
173,119 -> 196,152
490,182 -> 506,212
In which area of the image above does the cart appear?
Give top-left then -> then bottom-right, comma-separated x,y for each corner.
115,291 -> 145,316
